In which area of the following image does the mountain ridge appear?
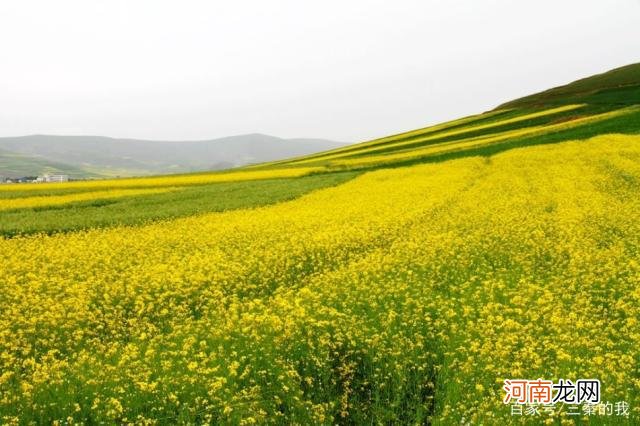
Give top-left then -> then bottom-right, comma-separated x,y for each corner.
0,133 -> 346,178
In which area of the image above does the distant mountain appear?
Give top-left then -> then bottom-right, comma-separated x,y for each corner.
0,134 -> 346,178
0,147 -> 102,180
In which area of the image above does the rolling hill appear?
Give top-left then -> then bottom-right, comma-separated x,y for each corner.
0,148 -> 101,180
0,133 -> 345,179
257,62 -> 640,171
1,63 -> 640,424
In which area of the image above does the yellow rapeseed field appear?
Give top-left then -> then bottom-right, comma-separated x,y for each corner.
256,108 -> 512,168
287,104 -> 584,165
0,188 -> 179,211
0,167 -> 323,193
1,134 -> 639,424
331,107 -> 634,168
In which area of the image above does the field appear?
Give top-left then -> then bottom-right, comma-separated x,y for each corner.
1,66 -> 640,424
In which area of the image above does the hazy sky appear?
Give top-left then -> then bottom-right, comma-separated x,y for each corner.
1,1 -> 638,142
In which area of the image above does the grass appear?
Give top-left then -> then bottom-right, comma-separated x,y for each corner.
497,62 -> 640,109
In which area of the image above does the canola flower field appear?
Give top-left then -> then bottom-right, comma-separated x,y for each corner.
0,188 -> 179,212
2,80 -> 640,424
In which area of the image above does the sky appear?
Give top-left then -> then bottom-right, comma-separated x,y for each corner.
0,0 -> 639,143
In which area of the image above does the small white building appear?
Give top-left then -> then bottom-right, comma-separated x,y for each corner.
39,174 -> 69,183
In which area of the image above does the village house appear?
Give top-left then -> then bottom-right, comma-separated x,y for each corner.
38,174 -> 70,183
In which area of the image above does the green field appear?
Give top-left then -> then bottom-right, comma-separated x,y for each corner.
0,172 -> 358,237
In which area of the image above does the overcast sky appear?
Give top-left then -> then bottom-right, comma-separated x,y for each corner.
0,0 -> 638,142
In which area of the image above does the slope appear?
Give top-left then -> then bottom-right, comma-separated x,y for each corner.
263,62 -> 640,171
496,62 -> 640,109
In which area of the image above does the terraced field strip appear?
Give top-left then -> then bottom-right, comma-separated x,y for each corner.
332,107 -> 636,168
286,104 -> 584,166
0,187 -> 181,212
0,172 -> 359,237
0,167 -> 324,193
257,109 -> 515,168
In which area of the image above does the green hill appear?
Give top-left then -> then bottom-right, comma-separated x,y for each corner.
496,62 -> 640,109
260,62 -> 640,171
0,148 -> 99,180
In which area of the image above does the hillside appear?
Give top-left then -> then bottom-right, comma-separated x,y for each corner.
0,134 -> 345,178
1,64 -> 640,424
496,62 -> 640,109
257,62 -> 640,171
0,148 -> 102,180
